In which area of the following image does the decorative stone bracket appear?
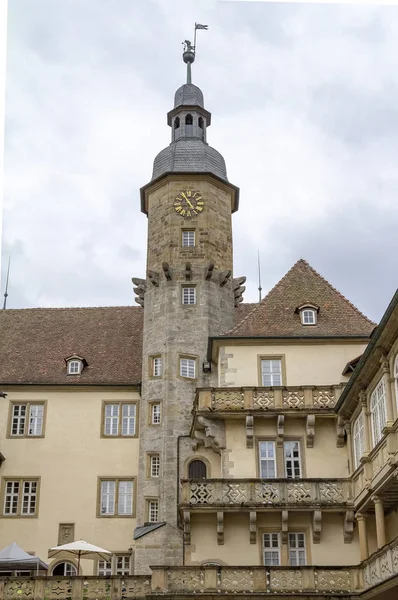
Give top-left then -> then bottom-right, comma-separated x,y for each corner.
336,416 -> 346,448
344,510 -> 355,543
193,417 -> 226,455
132,277 -> 146,307
246,415 -> 254,448
313,510 -> 322,543
277,415 -> 284,446
281,510 -> 288,544
249,511 -> 257,544
162,262 -> 173,281
306,415 -> 315,448
183,510 -> 191,544
217,511 -> 224,545
233,276 -> 246,306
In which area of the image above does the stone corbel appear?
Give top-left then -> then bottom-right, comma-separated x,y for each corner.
246,415 -> 254,449
162,262 -> 173,281
306,415 -> 315,448
217,511 -> 224,545
312,510 -> 322,544
183,510 -> 191,544
281,510 -> 288,544
276,415 -> 284,447
147,270 -> 159,287
205,263 -> 214,281
233,276 -> 246,307
184,262 -> 192,281
195,417 -> 226,455
336,416 -> 346,447
249,511 -> 257,544
219,270 -> 231,287
132,277 -> 146,307
344,510 -> 355,544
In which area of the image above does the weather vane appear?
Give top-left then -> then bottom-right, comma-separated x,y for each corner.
182,23 -> 208,84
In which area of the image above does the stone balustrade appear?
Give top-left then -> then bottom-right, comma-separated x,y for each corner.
196,385 -> 343,412
180,478 -> 352,508
363,536 -> 398,590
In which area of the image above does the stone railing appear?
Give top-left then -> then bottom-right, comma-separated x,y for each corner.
363,536 -> 398,590
196,385 -> 343,412
180,478 -> 352,508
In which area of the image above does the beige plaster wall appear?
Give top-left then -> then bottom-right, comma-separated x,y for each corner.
188,511 -> 360,566
386,511 -> 398,543
0,386 -> 140,575
219,342 -> 368,387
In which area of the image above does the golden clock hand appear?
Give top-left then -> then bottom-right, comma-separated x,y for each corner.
181,192 -> 194,209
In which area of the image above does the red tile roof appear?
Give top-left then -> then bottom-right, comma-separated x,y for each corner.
0,306 -> 143,385
227,260 -> 375,338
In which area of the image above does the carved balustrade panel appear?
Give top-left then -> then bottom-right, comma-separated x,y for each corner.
254,482 -> 281,504
167,569 -> 204,592
353,471 -> 364,499
318,481 -> 347,504
282,388 -> 305,408
372,444 -> 388,477
286,481 -> 313,504
363,541 -> 398,590
312,388 -> 336,408
83,579 -> 111,599
121,577 -> 151,598
222,482 -> 248,504
4,580 -> 36,600
218,568 -> 254,592
314,569 -> 351,591
269,569 -> 303,591
253,389 -> 275,409
189,482 -> 216,504
212,390 -> 244,410
43,578 -> 73,599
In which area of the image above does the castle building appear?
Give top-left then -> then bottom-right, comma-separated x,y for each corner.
1,42 -> 398,600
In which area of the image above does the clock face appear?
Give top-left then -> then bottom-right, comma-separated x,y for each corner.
174,190 -> 204,217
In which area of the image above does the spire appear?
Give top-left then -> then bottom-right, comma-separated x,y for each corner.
258,251 -> 262,303
182,40 -> 195,84
2,256 -> 10,310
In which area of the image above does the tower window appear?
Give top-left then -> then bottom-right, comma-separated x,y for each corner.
174,117 -> 180,129
182,230 -> 195,247
182,286 -> 196,305
150,455 -> 160,477
198,117 -> 204,129
185,114 -> 193,125
152,356 -> 162,377
147,499 -> 159,523
180,358 -> 196,379
150,403 -> 161,425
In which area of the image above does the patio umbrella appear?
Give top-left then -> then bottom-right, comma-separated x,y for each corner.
48,540 -> 111,574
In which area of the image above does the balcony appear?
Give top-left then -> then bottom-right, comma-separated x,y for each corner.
180,478 -> 352,509
196,385 -> 343,414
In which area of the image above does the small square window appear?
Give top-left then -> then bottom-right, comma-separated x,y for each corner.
152,357 -> 162,377
150,455 -> 160,477
151,403 -> 161,425
180,358 -> 196,379
182,286 -> 196,305
148,500 -> 159,523
182,230 -> 195,247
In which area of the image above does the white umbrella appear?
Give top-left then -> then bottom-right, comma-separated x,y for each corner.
48,540 -> 111,574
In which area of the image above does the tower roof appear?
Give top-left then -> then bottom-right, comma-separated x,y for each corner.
174,83 -> 204,108
152,139 -> 227,182
225,259 -> 376,338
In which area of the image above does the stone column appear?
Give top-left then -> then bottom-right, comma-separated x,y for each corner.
381,358 -> 394,427
356,513 -> 369,561
360,391 -> 371,455
373,496 -> 386,549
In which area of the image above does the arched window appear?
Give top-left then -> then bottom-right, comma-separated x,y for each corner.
185,114 -> 193,125
370,379 -> 387,446
174,117 -> 180,129
52,562 -> 77,576
394,355 -> 398,409
198,117 -> 204,129
188,459 -> 207,478
353,413 -> 364,470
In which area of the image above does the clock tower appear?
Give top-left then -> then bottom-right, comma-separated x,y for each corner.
133,42 -> 240,573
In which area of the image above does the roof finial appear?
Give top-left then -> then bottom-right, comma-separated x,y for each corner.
2,256 -> 11,310
257,251 -> 262,303
182,24 -> 208,84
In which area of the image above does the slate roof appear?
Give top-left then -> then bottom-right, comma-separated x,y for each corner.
225,260 -> 375,338
174,83 -> 204,108
0,306 -> 143,386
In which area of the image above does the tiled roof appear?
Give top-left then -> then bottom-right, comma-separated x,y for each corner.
0,306 -> 143,386
226,259 -> 375,338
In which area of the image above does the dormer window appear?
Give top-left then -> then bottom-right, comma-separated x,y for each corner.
65,355 -> 86,375
296,304 -> 319,326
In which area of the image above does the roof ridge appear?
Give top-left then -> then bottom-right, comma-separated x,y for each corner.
0,305 -> 142,312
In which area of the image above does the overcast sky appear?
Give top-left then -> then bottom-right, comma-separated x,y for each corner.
2,0 -> 398,321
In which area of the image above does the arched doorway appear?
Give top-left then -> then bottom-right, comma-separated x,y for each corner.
188,459 -> 207,478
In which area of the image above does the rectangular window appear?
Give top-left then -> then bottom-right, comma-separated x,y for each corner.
103,403 -> 136,437
261,359 -> 282,386
150,455 -> 160,477
263,533 -> 280,566
98,555 -> 131,576
148,500 -> 159,523
99,479 -> 134,516
182,286 -> 196,305
182,230 -> 195,247
289,533 -> 306,566
98,559 -> 112,576
152,357 -> 162,377
151,403 -> 161,425
10,404 -> 44,437
259,441 -> 276,478
3,479 -> 39,516
180,358 -> 196,379
284,441 -> 301,479
115,555 -> 131,575
353,413 -> 364,469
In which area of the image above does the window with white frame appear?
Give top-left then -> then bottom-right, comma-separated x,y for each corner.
150,455 -> 160,477
180,358 -> 196,379
98,559 -> 112,576
152,357 -> 162,377
99,479 -> 134,516
10,403 -> 44,437
263,533 -> 280,566
3,479 -> 38,516
182,286 -> 196,305
261,359 -> 282,386
394,355 -> 398,410
115,555 -> 131,575
284,441 -> 301,478
370,379 -> 387,445
151,403 -> 161,425
103,403 -> 136,437
353,412 -> 365,469
97,555 -> 131,576
52,562 -> 77,576
259,441 -> 276,478
182,230 -> 195,247
301,309 -> 316,325
67,360 -> 82,375
148,500 -> 159,523
288,533 -> 306,566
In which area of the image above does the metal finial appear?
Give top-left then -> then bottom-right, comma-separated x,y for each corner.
257,251 -> 262,303
3,256 -> 11,310
182,40 -> 195,84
